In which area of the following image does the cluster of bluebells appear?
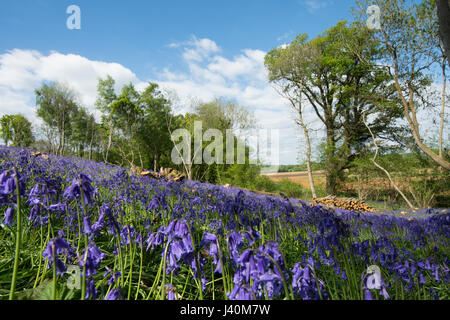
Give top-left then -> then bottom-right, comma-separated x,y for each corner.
291,258 -> 327,300
1,170 -> 17,226
0,146 -> 449,300
146,219 -> 199,277
228,241 -> 289,300
42,236 -> 77,275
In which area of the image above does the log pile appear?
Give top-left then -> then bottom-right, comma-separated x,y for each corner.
139,167 -> 185,182
310,195 -> 376,213
31,151 -> 49,160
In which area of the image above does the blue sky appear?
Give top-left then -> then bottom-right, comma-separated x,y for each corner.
0,1 -> 389,165
0,0 -> 354,79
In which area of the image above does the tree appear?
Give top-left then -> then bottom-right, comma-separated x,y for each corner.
265,21 -> 401,195
96,76 -> 118,163
35,82 -> 78,156
138,83 -> 174,171
354,0 -> 450,170
70,106 -> 89,157
69,107 -> 100,159
109,83 -> 143,167
0,115 -> 13,146
171,98 -> 256,183
0,114 -> 34,148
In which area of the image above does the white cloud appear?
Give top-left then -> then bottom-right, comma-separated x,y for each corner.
301,0 -> 333,14
0,49 -> 141,124
180,36 -> 221,63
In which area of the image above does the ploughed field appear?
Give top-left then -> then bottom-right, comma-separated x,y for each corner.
264,171 -> 450,211
0,146 -> 449,300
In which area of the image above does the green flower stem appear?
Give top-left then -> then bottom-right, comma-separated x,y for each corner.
146,256 -> 163,300
216,239 -> 228,299
134,224 -> 145,300
33,224 -> 44,289
126,240 -> 135,300
9,168 -> 22,300
79,187 -> 90,300
159,240 -> 171,300
81,249 -> 87,300
52,244 -> 57,300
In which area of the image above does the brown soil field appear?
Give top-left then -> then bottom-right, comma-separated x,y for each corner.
263,171 -> 326,189
263,171 -> 449,197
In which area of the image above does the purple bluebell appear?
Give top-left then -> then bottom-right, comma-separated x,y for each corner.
42,237 -> 76,276
63,173 -> 95,205
104,288 -> 122,300
86,279 -> 98,300
227,284 -> 255,300
83,216 -> 93,235
79,242 -> 106,277
3,207 -> 14,226
200,232 -> 220,273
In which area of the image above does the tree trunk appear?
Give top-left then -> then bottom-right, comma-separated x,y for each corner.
137,146 -> 144,169
392,66 -> 450,170
325,125 -> 338,195
437,0 -> 450,69
297,95 -> 317,199
187,163 -> 193,180
440,56 -> 447,159
105,117 -> 113,163
363,112 -> 415,209
153,151 -> 159,172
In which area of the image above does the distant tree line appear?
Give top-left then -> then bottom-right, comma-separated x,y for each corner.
1,77 -> 259,186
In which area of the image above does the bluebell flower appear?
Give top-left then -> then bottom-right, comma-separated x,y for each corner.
63,173 -> 95,205
83,216 -> 92,235
364,289 -> 374,300
86,279 -> 98,300
227,231 -> 243,260
200,233 -> 219,269
105,288 -> 122,300
79,242 -> 106,278
3,207 -> 14,226
42,237 -> 76,276
227,284 -> 255,300
146,226 -> 165,251
166,284 -> 177,300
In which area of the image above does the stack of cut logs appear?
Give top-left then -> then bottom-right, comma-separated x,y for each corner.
310,195 -> 376,213
31,151 -> 50,160
138,167 -> 185,182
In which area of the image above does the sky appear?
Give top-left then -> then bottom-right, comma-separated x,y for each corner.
0,0 -> 445,165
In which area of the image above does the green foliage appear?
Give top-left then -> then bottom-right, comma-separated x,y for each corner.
250,175 -> 278,192
347,149 -> 450,207
16,280 -> 77,300
276,179 -> 306,199
265,20 -> 403,195
221,164 -> 260,188
0,114 -> 34,148
35,82 -> 79,155
138,83 -> 175,171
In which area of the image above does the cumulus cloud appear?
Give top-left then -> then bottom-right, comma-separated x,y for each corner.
300,0 -> 335,14
0,49 -> 140,124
